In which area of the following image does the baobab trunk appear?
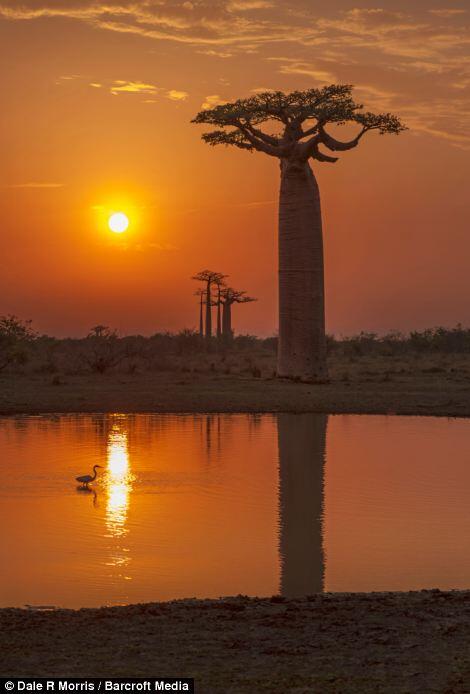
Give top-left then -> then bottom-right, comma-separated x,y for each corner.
224,302 -> 233,342
222,303 -> 229,344
199,296 -> 204,338
205,280 -> 212,342
278,160 -> 328,381
216,288 -> 222,340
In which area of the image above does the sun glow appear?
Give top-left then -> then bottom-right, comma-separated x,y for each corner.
108,212 -> 129,233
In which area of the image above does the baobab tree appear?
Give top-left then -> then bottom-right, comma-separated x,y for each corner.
194,288 -> 205,338
215,277 -> 225,340
192,270 -> 227,343
192,86 -> 406,381
221,287 -> 257,343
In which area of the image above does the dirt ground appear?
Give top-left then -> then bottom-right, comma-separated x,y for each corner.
2,591 -> 470,692
2,351 -> 470,417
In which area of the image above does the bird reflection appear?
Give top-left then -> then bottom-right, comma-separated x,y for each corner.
76,485 -> 98,507
278,413 -> 327,597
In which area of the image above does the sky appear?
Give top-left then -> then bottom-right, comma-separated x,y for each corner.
0,0 -> 469,337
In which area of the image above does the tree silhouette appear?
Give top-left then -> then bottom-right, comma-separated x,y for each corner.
83,325 -> 127,374
192,270 -> 227,343
0,315 -> 36,371
220,288 -> 257,343
88,325 -> 116,339
215,277 -> 226,340
194,288 -> 205,338
193,86 -> 406,381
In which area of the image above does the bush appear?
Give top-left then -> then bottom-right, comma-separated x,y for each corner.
0,315 -> 36,371
3,317 -> 470,377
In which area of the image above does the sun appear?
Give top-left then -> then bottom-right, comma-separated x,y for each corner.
108,212 -> 129,234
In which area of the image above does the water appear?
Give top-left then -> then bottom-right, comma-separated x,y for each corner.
1,413 -> 470,608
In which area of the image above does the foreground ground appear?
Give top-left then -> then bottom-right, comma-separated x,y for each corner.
2,352 -> 470,416
2,591 -> 469,692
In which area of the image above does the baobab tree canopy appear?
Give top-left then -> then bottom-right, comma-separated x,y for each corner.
192,85 -> 406,164
221,288 -> 256,306
193,86 -> 406,383
221,288 -> 257,343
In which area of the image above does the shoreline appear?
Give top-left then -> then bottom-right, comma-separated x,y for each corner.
2,591 -> 469,691
1,408 -> 469,419
2,369 -> 470,418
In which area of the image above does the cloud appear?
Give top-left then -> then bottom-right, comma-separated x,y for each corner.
429,9 -> 467,17
0,1 -> 467,62
234,199 -> 276,208
201,94 -> 226,109
111,80 -> 158,95
412,124 -> 470,150
112,83 -> 189,101
227,1 -> 273,10
1,1 -> 468,151
0,4 -> 133,21
197,49 -> 233,58
355,84 -> 397,100
166,89 -> 189,101
6,182 -> 64,189
277,62 -> 337,84
84,79 -> 188,101
0,1 -> 310,48
266,56 -> 301,63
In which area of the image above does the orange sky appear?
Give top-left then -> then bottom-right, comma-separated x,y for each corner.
0,1 -> 468,337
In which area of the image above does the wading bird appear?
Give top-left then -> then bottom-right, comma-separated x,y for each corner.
75,465 -> 102,488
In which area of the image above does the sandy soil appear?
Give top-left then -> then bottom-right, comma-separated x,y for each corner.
2,591 -> 470,692
1,360 -> 470,417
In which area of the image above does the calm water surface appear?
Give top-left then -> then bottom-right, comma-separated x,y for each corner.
1,413 -> 470,608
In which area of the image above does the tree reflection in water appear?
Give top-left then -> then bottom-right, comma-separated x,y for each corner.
278,414 -> 327,597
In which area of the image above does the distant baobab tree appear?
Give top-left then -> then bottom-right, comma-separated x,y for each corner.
193,86 -> 406,381
221,288 -> 257,343
194,288 -> 206,338
215,277 -> 226,340
192,270 -> 227,342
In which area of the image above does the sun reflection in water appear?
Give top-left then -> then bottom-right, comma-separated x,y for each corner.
106,427 -> 131,537
104,420 -> 135,578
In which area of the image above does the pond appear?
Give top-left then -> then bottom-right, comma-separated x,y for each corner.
1,413 -> 470,608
